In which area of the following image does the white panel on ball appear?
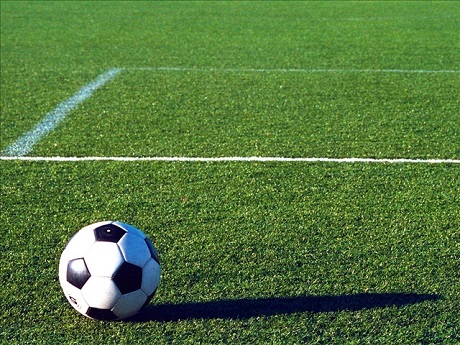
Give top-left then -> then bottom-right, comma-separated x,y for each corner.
118,233 -> 151,267
81,276 -> 121,309
58,256 -> 69,288
84,242 -> 124,277
141,258 -> 161,296
61,225 -> 96,259
112,289 -> 148,319
62,284 -> 90,314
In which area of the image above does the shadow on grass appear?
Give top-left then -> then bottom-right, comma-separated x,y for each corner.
128,293 -> 440,322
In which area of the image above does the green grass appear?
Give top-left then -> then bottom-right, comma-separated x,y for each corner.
2,162 -> 459,343
1,1 -> 459,344
30,69 -> 460,159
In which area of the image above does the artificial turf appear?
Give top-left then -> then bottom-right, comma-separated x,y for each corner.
2,161 -> 459,343
1,1 -> 459,344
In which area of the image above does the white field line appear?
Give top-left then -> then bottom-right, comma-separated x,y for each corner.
1,156 -> 459,164
127,67 -> 460,74
2,68 -> 122,157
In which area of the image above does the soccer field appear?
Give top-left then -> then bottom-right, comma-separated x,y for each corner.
1,2 -> 459,344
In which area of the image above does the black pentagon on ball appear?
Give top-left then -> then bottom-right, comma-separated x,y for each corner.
144,237 -> 160,264
86,307 -> 118,321
67,258 -> 91,289
93,223 -> 126,243
113,262 -> 143,294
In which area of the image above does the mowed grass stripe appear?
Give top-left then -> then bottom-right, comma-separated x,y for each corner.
3,66 -> 458,158
28,68 -> 458,159
3,66 -> 457,157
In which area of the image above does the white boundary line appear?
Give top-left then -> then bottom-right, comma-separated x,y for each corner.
2,68 -> 122,157
128,67 -> 460,74
1,156 -> 459,164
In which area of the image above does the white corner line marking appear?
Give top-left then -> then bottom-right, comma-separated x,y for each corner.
2,68 -> 122,157
1,156 -> 459,164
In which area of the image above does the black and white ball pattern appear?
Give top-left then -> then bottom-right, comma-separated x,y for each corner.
59,221 -> 161,320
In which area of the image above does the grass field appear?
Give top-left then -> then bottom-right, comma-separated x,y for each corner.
1,1 -> 459,344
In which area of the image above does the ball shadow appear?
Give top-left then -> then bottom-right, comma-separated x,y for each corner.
126,292 -> 440,322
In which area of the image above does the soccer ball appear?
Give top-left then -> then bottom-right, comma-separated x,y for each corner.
59,221 -> 161,320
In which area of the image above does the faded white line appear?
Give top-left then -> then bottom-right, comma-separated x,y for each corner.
1,156 -> 459,164
127,67 -> 460,74
2,68 -> 122,157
